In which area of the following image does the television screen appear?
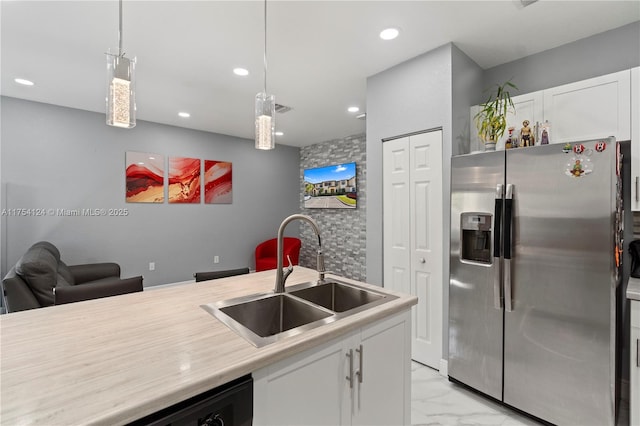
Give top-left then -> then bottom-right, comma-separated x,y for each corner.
303,162 -> 357,209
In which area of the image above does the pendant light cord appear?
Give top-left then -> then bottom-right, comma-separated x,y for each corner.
118,0 -> 123,56
263,0 -> 267,94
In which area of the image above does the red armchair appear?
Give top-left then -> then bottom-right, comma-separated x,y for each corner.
255,237 -> 301,272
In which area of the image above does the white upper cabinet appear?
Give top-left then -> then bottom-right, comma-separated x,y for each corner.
470,69 -> 633,151
543,70 -> 631,143
631,67 -> 639,211
502,91 -> 544,150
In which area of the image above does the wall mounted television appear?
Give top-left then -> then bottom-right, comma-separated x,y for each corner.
303,162 -> 357,209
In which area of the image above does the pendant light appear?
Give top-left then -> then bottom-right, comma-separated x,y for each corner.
106,0 -> 136,129
255,0 -> 275,150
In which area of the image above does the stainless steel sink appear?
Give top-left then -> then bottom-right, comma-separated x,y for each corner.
201,279 -> 397,347
202,293 -> 334,347
288,281 -> 384,312
220,294 -> 332,337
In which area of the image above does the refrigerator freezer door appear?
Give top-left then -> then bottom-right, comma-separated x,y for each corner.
449,151 -> 504,400
503,142 -> 616,425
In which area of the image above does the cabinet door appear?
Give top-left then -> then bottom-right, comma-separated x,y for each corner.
631,67 -> 639,211
631,302 -> 640,426
353,311 -> 411,426
470,91 -> 544,151
502,91 -> 544,150
253,335 -> 351,426
543,70 -> 631,143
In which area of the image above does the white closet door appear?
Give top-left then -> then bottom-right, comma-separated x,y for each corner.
383,137 -> 411,297
409,131 -> 443,367
383,130 -> 443,369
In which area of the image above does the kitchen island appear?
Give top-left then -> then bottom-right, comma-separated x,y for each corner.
0,267 -> 416,425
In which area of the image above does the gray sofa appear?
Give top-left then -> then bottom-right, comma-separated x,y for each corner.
1,241 -> 143,313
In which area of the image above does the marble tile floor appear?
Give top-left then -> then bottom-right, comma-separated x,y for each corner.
411,361 -> 630,426
411,362 -> 543,426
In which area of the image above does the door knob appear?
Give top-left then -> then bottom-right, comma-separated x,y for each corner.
419,258 -> 426,263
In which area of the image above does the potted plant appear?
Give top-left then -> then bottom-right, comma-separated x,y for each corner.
474,81 -> 518,151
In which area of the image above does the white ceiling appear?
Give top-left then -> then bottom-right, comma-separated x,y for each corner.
1,1 -> 638,147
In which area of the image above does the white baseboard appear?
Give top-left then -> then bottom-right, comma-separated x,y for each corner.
439,358 -> 448,377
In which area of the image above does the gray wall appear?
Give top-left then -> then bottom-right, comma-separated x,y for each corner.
299,133 -> 366,281
484,21 -> 640,95
1,96 -> 300,286
366,43 -> 453,287
366,43 -> 459,362
452,44 -> 484,156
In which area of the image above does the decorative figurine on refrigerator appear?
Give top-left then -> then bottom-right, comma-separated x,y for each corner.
570,159 -> 584,177
540,120 -> 550,145
505,127 -> 516,149
520,120 -> 534,147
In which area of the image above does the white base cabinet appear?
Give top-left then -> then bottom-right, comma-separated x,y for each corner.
253,310 -> 412,426
631,301 -> 639,426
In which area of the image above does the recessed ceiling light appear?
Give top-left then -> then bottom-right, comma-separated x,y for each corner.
275,131 -> 284,136
379,28 -> 399,40
233,68 -> 249,76
348,106 -> 360,113
178,112 -> 190,118
14,78 -> 34,86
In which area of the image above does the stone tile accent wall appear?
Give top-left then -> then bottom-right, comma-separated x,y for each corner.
299,134 -> 366,281
634,212 -> 640,238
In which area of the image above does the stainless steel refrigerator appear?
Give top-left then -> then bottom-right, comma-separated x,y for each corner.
449,138 -> 628,425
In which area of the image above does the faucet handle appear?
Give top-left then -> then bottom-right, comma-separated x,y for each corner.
283,255 -> 294,282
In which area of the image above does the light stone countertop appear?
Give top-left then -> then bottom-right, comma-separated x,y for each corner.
0,267 -> 417,425
628,277 -> 640,301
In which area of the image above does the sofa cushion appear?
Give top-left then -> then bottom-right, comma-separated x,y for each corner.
57,260 -> 75,285
30,241 -> 61,262
56,274 -> 72,288
15,245 -> 59,306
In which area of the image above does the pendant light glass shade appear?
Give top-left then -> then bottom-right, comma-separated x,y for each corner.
255,92 -> 275,150
106,49 -> 136,128
106,0 -> 135,129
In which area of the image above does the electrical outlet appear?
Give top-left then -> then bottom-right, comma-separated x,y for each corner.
149,262 -> 155,271
214,256 -> 220,264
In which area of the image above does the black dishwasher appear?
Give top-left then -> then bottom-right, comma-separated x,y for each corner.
128,374 -> 252,426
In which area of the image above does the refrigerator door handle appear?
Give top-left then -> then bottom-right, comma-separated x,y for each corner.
504,183 -> 514,312
493,184 -> 504,309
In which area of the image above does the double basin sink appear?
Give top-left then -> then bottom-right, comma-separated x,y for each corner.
201,279 -> 396,347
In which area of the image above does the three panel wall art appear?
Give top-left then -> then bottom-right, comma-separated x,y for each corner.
125,152 -> 232,204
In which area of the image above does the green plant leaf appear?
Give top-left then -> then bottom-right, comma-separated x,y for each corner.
475,80 -> 518,142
